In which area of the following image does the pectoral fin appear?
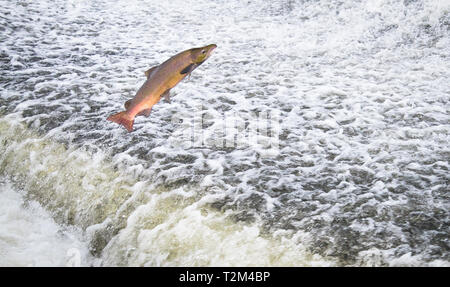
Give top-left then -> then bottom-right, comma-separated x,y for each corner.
162,89 -> 171,103
145,65 -> 159,78
180,63 -> 196,75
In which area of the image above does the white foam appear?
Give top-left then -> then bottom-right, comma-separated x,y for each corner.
101,192 -> 335,267
0,180 -> 92,266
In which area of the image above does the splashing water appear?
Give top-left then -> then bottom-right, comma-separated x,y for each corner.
0,0 -> 449,266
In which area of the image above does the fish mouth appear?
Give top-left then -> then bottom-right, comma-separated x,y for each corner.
207,44 -> 217,55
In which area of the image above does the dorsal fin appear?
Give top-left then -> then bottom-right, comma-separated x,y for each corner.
124,99 -> 133,110
144,65 -> 159,78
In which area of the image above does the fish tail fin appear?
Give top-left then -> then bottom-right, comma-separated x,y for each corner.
107,111 -> 134,132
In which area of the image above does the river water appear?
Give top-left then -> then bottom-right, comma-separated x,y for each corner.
0,0 -> 449,266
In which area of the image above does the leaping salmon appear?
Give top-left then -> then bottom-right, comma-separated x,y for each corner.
107,44 -> 217,132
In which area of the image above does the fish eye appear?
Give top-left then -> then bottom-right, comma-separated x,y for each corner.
201,50 -> 206,54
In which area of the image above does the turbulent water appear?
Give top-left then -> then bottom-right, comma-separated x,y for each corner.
0,0 -> 449,266
0,180 -> 93,266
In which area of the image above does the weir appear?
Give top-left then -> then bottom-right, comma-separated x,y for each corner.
0,117 -> 332,266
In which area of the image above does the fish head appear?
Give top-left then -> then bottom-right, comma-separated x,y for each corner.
190,44 -> 217,64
